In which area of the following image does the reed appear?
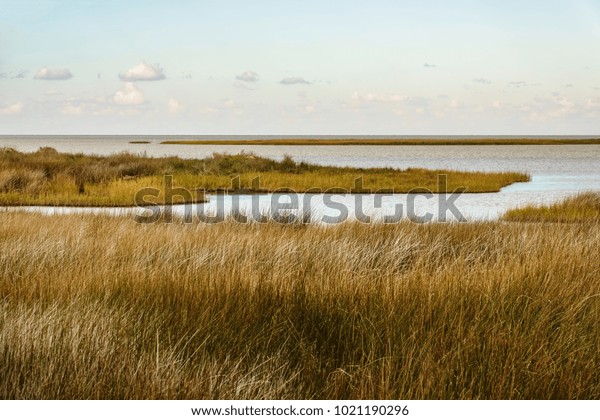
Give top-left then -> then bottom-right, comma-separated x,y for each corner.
502,192 -> 600,223
0,211 -> 598,399
0,148 -> 529,206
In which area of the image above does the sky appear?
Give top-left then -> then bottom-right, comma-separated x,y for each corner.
1,0 -> 600,135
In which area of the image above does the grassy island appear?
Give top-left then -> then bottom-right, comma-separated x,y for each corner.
161,138 -> 600,146
0,147 -> 529,206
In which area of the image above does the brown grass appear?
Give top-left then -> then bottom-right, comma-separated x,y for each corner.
1,211 -> 599,399
161,138 -> 600,146
0,147 -> 206,206
0,148 -> 530,206
502,192 -> 600,223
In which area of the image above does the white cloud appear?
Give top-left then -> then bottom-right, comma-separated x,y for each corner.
167,98 -> 184,114
62,103 -> 83,115
199,106 -> 219,114
236,71 -> 259,82
280,77 -> 310,85
197,99 -> 242,116
45,89 -> 62,96
528,96 -> 577,121
223,99 -> 236,109
34,67 -> 73,80
119,61 -> 165,81
0,102 -> 24,115
585,97 -> 600,109
351,92 -> 406,103
550,96 -> 576,117
113,83 -> 145,105
472,78 -> 492,84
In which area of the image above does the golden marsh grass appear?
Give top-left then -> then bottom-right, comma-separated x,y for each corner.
502,192 -> 600,223
0,148 -> 529,206
0,211 -> 599,399
161,138 -> 600,146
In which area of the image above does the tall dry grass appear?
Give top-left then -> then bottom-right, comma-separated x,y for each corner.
0,148 -> 529,206
502,191 -> 600,223
1,211 -> 599,399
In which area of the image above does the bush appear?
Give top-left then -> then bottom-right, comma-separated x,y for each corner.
0,169 -> 47,194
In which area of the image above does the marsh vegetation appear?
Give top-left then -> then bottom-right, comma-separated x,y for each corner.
161,138 -> 600,146
0,199 -> 598,398
0,148 -> 529,206
502,191 -> 600,223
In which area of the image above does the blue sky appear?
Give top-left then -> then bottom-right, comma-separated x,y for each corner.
1,0 -> 599,134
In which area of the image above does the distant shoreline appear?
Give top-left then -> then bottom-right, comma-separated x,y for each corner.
161,138 -> 600,146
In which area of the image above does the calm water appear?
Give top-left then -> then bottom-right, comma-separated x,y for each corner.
1,135 -> 599,221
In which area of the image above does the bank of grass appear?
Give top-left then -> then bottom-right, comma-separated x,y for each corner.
0,211 -> 599,399
0,148 -> 529,206
0,147 -> 205,206
161,138 -> 600,146
502,192 -> 600,223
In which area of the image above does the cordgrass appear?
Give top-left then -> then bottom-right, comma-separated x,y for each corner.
0,212 -> 599,399
161,138 -> 600,146
0,148 -> 530,206
0,147 -> 205,206
502,192 -> 600,223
